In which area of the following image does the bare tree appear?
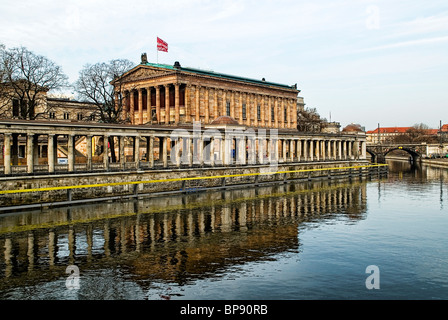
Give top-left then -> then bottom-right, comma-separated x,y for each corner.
406,123 -> 438,143
0,46 -> 69,119
391,123 -> 438,144
75,59 -> 134,124
75,59 -> 134,162
0,43 -> 8,117
297,107 -> 328,132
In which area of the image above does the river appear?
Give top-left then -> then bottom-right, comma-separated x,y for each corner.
0,160 -> 447,300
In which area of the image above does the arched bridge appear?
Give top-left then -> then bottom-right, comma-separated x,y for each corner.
366,143 -> 427,163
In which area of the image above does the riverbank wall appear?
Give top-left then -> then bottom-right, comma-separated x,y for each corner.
0,160 -> 389,211
386,155 -> 448,168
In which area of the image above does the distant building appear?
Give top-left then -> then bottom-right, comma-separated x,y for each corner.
0,82 -> 97,122
366,126 -> 443,143
342,123 -> 364,134
366,127 -> 410,143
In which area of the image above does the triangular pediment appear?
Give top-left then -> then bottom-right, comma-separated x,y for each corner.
113,65 -> 173,84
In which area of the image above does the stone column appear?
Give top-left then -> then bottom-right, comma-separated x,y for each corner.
354,140 -> 360,159
258,138 -> 264,164
338,140 -> 342,160
103,135 -> 109,171
332,140 -> 337,160
290,139 -> 295,162
214,89 -> 219,120
309,140 -> 314,161
130,90 -> 135,124
195,85 -> 201,122
238,92 -> 242,121
361,141 -> 367,160
209,137 -> 215,166
348,141 -> 352,159
86,135 -> 92,171
186,137 -> 193,166
279,98 -> 284,129
4,133 -> 11,174
198,137 -> 204,165
121,91 -> 127,121
47,134 -> 55,173
134,136 -> 140,168
275,139 -> 280,162
204,87 -> 209,124
217,138 -> 223,165
238,137 -> 246,165
224,136 -> 232,165
297,139 -> 302,162
304,139 -> 309,161
26,134 -> 34,173
261,95 -> 266,127
266,138 -> 271,162
221,90 -> 227,116
321,140 -> 325,160
246,93 -> 251,126
273,97 -> 278,128
175,137 -> 182,167
119,136 -> 125,170
230,90 -> 235,119
138,88 -> 143,125
67,134 -> 75,172
162,136 -> 168,167
248,137 -> 256,165
175,83 -> 180,124
149,136 -> 154,168
185,85 -> 191,123
147,87 -> 152,124
282,139 -> 287,163
155,86 -> 161,124
165,84 -> 170,124
254,95 -> 259,127
292,99 -> 297,129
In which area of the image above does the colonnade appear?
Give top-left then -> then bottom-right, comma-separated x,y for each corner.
0,126 -> 367,175
120,83 -> 298,129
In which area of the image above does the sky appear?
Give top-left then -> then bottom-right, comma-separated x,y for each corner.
1,0 -> 447,130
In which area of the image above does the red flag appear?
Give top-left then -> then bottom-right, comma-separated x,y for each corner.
157,37 -> 168,52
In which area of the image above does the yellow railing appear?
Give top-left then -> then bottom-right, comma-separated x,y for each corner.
0,163 -> 388,195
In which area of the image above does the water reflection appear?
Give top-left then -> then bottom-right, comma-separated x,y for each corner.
386,160 -> 448,211
0,180 -> 368,299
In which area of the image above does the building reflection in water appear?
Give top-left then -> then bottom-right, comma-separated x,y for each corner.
0,180 -> 368,295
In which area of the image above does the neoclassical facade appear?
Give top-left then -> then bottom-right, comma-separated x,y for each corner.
0,58 -> 368,176
112,59 -> 299,129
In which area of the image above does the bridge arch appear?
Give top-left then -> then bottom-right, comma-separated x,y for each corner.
365,148 -> 378,162
383,147 -> 421,160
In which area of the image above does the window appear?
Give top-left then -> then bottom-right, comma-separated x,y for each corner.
90,113 -> 96,121
63,112 -> 70,120
257,105 -> 261,121
226,100 -> 230,116
77,113 -> 83,121
271,106 -> 275,122
49,112 -> 56,119
12,99 -> 20,117
242,103 -> 246,119
284,108 -> 288,122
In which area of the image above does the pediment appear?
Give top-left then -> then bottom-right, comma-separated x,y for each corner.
118,65 -> 172,83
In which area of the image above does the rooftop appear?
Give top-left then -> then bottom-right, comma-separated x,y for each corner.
142,61 -> 298,90
210,115 -> 240,126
